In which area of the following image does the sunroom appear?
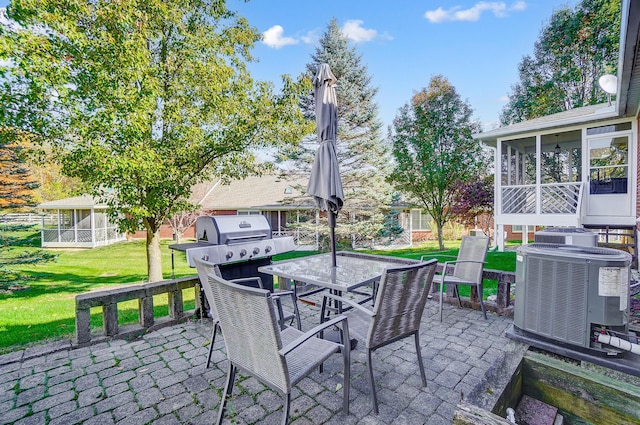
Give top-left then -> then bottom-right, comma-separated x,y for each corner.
475,105 -> 637,251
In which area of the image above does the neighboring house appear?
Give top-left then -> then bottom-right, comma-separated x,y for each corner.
474,0 -> 640,263
37,195 -> 126,248
194,174 -> 319,248
192,175 -> 435,247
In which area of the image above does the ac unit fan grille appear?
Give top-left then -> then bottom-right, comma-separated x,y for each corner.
524,256 -> 588,345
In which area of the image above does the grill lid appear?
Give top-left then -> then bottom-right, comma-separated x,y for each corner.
196,215 -> 272,245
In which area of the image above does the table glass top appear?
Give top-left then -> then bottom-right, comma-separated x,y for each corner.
259,253 -> 409,291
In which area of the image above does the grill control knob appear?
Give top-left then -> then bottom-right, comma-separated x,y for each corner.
253,247 -> 260,255
226,251 -> 233,260
265,246 -> 272,254
240,249 -> 247,257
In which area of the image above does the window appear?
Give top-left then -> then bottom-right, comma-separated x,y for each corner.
237,210 -> 261,215
589,136 -> 628,194
587,122 -> 631,135
410,209 -> 431,230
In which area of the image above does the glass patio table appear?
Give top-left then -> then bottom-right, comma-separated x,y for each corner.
258,251 -> 414,294
260,252 -> 416,346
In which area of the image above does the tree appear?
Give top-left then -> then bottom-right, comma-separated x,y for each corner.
388,75 -> 483,250
500,0 -> 620,125
0,129 -> 56,291
450,175 -> 494,238
0,129 -> 38,210
1,0 -> 310,281
282,18 -> 392,247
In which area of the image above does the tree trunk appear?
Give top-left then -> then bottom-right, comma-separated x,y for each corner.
146,228 -> 163,282
436,221 -> 445,251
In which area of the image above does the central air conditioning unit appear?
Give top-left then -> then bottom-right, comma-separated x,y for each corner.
534,227 -> 597,247
514,244 -> 631,352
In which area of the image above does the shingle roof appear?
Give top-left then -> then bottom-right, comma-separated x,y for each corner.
474,103 -> 617,146
194,175 -> 314,210
37,195 -> 107,209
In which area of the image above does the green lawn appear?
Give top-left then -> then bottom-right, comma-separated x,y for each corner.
0,229 -> 517,354
0,237 -> 196,353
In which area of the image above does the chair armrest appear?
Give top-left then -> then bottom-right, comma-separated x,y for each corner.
322,292 -> 374,316
440,260 -> 487,275
279,315 -> 349,355
420,254 -> 456,262
229,277 -> 263,289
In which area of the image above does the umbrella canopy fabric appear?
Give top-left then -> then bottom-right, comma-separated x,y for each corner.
307,63 -> 344,214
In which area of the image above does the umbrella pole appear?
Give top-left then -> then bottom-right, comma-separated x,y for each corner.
329,212 -> 337,267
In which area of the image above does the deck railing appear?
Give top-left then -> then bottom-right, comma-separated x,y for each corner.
75,276 -> 200,346
74,268 -> 516,347
502,182 -> 583,215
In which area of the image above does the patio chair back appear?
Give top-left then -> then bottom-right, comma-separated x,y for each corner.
193,258 -> 221,319
368,259 -> 437,349
452,236 -> 490,284
208,272 -> 290,392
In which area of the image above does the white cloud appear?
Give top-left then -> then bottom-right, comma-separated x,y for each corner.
498,95 -> 509,102
341,20 -> 377,43
301,30 -> 319,45
262,25 -> 298,49
425,1 -> 527,23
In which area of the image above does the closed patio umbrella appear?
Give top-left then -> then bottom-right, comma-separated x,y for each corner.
307,63 -> 343,267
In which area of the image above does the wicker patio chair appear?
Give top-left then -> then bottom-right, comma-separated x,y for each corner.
323,259 -> 437,414
205,272 -> 351,425
433,235 -> 490,321
193,258 -> 301,369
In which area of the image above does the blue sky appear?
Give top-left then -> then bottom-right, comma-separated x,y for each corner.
0,0 -> 581,131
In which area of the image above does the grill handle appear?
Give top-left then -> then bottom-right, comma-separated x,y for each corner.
225,233 -> 269,244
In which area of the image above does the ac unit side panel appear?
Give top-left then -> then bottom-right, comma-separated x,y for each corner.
522,256 -> 543,334
563,261 -> 589,346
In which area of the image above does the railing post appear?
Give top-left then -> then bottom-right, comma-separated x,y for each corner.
103,302 -> 118,336
168,290 -> 183,319
139,296 -> 154,328
75,306 -> 91,345
496,272 -> 511,310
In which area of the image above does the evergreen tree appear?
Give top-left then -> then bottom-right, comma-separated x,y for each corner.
0,130 -> 38,210
0,128 -> 55,291
283,18 -> 392,247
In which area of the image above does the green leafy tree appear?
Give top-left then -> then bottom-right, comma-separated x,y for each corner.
388,75 -> 483,250
501,0 -> 620,124
1,0 -> 310,281
283,18 -> 392,247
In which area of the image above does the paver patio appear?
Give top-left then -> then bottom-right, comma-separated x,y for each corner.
0,295 -> 526,425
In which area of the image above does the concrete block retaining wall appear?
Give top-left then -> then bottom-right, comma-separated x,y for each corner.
75,276 -> 201,346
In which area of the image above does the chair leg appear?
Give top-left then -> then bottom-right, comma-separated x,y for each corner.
291,294 -> 302,330
206,321 -> 219,368
414,332 -> 427,387
217,363 -> 236,425
282,393 -> 291,425
367,349 -> 379,414
455,286 -> 462,308
439,279 -> 445,322
341,320 -> 350,415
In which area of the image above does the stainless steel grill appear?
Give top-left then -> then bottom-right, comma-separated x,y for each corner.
170,215 -> 296,292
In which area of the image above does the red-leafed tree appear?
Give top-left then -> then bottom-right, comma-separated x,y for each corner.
450,175 -> 494,238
